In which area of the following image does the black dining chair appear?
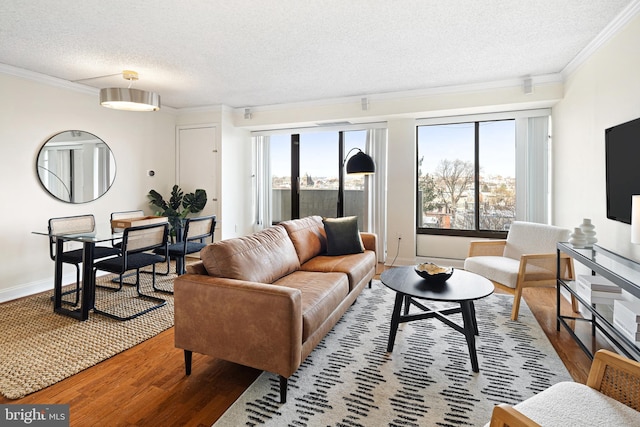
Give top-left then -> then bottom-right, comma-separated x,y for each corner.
107,209 -> 145,285
155,215 -> 216,278
92,222 -> 169,321
110,210 -> 145,244
48,214 -> 121,305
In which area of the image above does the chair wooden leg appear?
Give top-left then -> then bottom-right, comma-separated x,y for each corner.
511,285 -> 524,321
570,294 -> 579,313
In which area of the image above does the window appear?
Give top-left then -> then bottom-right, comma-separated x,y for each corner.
417,119 -> 516,236
254,125 -> 385,259
270,134 -> 292,223
265,130 -> 369,226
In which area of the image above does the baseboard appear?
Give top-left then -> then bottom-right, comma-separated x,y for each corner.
385,256 -> 416,267
385,256 -> 465,269
0,271 -> 111,303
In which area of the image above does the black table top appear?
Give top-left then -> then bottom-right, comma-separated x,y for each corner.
381,266 -> 494,302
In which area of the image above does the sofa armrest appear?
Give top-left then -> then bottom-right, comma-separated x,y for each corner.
467,240 -> 506,257
185,260 -> 207,275
174,274 -> 303,378
360,232 -> 377,255
489,404 -> 541,427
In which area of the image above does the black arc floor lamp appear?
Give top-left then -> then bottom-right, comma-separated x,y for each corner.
338,148 -> 375,217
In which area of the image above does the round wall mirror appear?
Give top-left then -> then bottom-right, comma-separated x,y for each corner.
36,130 -> 116,203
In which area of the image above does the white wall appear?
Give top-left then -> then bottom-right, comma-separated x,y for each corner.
553,13 -> 640,260
386,118 -> 417,265
220,108 -> 252,237
175,108 -> 252,239
0,73 -> 177,301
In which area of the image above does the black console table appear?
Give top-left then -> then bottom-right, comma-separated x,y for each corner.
557,242 -> 640,361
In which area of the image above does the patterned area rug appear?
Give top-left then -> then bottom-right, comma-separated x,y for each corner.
214,281 -> 572,427
0,265 -> 177,399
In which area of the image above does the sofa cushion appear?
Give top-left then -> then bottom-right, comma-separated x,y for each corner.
300,251 -> 376,291
280,216 -> 327,264
323,216 -> 364,256
200,225 -> 301,283
274,271 -> 349,342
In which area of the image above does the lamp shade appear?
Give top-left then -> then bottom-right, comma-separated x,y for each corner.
100,88 -> 161,111
345,150 -> 375,175
632,195 -> 640,244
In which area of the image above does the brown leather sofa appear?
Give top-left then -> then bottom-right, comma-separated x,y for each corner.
174,216 -> 377,403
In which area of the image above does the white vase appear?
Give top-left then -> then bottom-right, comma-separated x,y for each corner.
569,227 -> 587,248
580,218 -> 597,248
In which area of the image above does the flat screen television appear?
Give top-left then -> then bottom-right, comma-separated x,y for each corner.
605,117 -> 640,224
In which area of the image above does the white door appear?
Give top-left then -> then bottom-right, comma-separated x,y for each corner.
177,125 -> 219,221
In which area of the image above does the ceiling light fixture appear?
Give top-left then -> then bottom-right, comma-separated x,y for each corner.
99,70 -> 161,112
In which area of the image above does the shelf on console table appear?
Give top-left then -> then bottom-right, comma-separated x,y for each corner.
557,242 -> 640,361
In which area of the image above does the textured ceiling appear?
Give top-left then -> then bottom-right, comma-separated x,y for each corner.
0,1 -> 635,109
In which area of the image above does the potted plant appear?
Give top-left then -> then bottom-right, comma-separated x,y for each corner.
148,185 -> 207,239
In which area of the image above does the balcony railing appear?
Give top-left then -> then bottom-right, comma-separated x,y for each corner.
272,188 -> 365,224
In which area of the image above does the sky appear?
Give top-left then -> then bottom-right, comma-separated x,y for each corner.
270,130 -> 366,177
418,120 -> 515,177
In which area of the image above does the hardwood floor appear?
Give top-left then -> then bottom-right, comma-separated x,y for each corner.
1,265 -> 607,426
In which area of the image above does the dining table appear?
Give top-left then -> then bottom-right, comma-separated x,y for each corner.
33,225 -> 122,321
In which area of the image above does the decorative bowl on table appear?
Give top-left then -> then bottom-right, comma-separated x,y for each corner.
414,263 -> 453,284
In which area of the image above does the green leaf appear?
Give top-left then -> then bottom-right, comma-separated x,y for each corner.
183,189 -> 207,213
168,185 -> 183,210
148,189 -> 168,211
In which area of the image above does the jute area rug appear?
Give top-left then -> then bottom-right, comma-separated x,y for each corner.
214,280 -> 572,427
0,264 -> 177,400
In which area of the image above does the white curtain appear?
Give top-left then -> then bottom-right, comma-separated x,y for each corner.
515,115 -> 550,223
366,128 -> 387,262
253,135 -> 272,231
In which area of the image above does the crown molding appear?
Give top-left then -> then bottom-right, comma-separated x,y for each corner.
0,62 -> 98,95
562,0 -> 640,79
233,73 -> 563,115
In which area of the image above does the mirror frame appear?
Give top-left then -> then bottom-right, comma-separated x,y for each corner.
36,130 -> 117,204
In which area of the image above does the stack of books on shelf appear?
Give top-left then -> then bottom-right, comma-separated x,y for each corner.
614,299 -> 640,344
576,274 -> 624,306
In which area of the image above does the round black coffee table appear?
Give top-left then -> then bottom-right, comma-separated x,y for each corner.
381,266 -> 494,372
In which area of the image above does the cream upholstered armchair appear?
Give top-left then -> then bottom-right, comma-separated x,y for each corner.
488,349 -> 640,426
464,221 -> 577,320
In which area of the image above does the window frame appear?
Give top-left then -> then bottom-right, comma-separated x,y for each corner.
416,109 -> 550,239
254,124 -> 381,225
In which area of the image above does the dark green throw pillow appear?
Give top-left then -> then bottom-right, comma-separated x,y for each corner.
323,216 -> 364,256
